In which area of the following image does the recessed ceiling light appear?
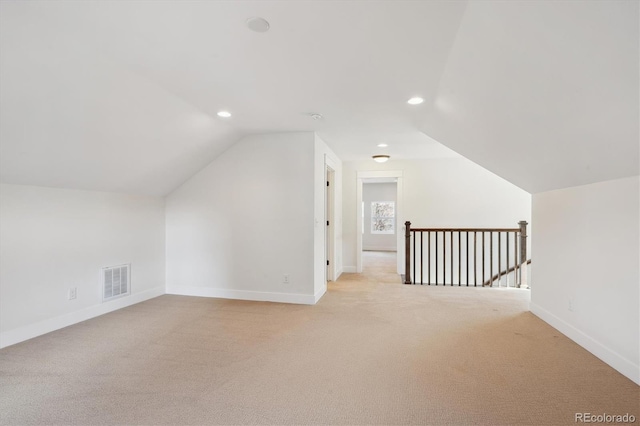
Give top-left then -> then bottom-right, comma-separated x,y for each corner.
372,155 -> 390,163
377,143 -> 388,148
246,17 -> 270,33
407,97 -> 424,105
217,111 -> 231,118
309,113 -> 323,120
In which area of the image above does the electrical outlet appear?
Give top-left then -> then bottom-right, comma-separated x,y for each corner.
568,297 -> 574,312
68,287 -> 77,300
283,274 -> 290,284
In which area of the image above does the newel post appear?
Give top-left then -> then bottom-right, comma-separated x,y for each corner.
404,221 -> 412,284
518,220 -> 529,289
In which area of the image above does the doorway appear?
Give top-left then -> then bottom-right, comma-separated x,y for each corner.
325,163 -> 335,282
362,181 -> 397,273
356,171 -> 404,275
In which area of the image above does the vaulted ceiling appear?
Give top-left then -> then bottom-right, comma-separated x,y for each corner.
1,1 -> 637,196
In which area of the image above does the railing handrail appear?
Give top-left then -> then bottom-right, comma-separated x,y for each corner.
482,259 -> 531,287
409,227 -> 520,232
404,220 -> 529,288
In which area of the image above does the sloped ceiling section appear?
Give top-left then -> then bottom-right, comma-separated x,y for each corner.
420,1 -> 639,194
0,1 -> 467,196
0,2 -> 242,196
1,1 -> 636,196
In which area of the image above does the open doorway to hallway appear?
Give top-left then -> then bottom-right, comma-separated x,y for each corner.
361,179 -> 398,278
356,171 -> 404,275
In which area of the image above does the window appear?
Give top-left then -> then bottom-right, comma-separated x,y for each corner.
371,201 -> 395,234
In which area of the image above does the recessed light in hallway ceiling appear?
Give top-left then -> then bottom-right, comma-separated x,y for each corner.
246,17 -> 270,33
217,111 -> 231,118
377,143 -> 388,148
407,97 -> 424,105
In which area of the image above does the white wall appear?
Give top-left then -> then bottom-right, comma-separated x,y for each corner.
342,158 -> 532,272
0,184 -> 165,348
363,183 -> 397,251
531,176 -> 639,384
314,135 -> 342,296
166,132 -> 320,304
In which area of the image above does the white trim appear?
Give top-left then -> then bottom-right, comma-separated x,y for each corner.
167,286 -> 318,305
324,153 -> 340,286
363,246 -> 398,252
342,266 -> 357,273
395,177 -> 404,274
325,151 -> 340,172
356,171 -> 404,274
356,178 -> 363,271
530,302 -> 640,385
0,286 -> 165,349
357,171 -> 404,179
325,156 -> 336,283
314,286 -> 326,303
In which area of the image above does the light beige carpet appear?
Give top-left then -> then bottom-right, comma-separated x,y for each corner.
1,251 -> 637,425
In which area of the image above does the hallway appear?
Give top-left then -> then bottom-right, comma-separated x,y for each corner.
362,250 -> 398,279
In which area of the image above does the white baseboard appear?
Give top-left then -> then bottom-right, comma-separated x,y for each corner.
166,286 -> 317,305
0,286 -> 165,349
335,267 -> 343,280
314,287 -> 326,303
342,266 -> 357,273
530,302 -> 639,385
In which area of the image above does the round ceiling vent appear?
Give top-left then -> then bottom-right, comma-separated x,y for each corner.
246,17 -> 270,33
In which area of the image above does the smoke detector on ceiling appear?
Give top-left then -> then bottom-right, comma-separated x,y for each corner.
246,17 -> 270,33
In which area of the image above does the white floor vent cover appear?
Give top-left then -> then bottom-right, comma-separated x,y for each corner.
102,264 -> 130,302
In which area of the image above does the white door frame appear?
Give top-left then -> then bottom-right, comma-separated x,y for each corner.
325,155 -> 338,282
356,170 -> 404,274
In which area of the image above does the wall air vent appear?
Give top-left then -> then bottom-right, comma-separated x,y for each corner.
102,264 -> 130,302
